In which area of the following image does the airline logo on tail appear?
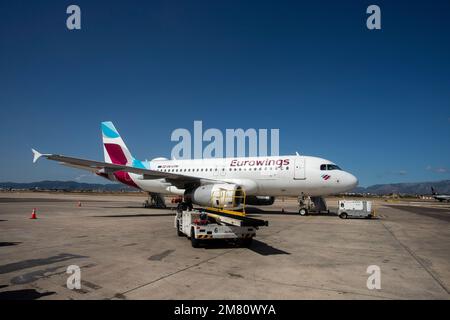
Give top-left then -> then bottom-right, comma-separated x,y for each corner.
102,121 -> 133,165
101,121 -> 147,188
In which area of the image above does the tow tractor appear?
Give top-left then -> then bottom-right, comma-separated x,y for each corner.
174,190 -> 268,248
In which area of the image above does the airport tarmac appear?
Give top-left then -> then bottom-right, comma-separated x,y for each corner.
0,192 -> 449,300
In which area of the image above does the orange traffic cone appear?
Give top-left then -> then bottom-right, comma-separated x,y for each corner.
30,208 -> 37,219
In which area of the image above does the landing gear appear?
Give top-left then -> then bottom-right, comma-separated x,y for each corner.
143,193 -> 167,209
299,208 -> 308,216
298,195 -> 309,216
297,195 -> 328,216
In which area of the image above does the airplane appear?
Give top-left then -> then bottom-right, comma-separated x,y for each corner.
431,187 -> 450,202
31,121 -> 358,214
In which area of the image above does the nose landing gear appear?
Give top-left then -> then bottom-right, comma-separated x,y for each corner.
297,195 -> 328,216
298,195 -> 309,215
298,207 -> 308,216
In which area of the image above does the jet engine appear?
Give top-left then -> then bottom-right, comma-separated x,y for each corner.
185,184 -> 244,209
245,195 -> 275,206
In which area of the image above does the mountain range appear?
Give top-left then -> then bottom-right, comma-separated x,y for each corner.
351,180 -> 450,195
1,180 -> 450,195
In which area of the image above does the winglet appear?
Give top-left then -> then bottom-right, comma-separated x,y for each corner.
31,148 -> 43,163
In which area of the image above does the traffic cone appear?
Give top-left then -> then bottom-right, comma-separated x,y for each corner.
30,208 -> 37,219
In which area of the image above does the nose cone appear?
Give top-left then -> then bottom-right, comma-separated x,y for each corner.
339,172 -> 358,192
347,173 -> 358,190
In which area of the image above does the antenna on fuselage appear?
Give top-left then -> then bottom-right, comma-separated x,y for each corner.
295,151 -> 300,156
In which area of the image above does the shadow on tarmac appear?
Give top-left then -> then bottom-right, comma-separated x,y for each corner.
92,213 -> 176,218
201,239 -> 290,256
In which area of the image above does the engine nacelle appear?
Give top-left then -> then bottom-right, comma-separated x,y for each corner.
185,184 -> 244,209
245,195 -> 275,206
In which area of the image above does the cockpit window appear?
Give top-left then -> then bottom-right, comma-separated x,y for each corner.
320,164 -> 342,170
327,164 -> 341,170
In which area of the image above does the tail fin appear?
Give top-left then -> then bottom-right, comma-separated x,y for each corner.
431,187 -> 437,195
101,121 -> 134,165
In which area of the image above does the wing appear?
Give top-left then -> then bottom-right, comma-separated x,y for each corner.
31,149 -> 227,189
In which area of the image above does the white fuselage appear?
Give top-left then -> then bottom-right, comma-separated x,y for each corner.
434,195 -> 450,202
123,155 -> 358,197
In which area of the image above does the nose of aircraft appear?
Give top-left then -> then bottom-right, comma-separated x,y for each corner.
346,173 -> 358,190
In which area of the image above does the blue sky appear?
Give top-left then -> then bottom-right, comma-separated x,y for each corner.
0,0 -> 449,187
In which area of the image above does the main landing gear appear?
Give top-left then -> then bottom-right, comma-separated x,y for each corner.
143,192 -> 167,209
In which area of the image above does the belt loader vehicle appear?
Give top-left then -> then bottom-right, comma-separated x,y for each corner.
174,208 -> 268,248
175,208 -> 268,248
174,189 -> 268,248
